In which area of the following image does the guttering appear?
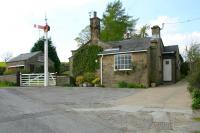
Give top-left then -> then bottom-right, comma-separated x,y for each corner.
98,50 -> 147,56
8,65 -> 24,68
162,51 -> 175,54
100,55 -> 103,85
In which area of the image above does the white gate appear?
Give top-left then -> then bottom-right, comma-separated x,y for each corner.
20,73 -> 56,86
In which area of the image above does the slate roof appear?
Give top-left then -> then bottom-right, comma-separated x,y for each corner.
100,37 -> 152,55
163,45 -> 179,53
7,51 -> 42,62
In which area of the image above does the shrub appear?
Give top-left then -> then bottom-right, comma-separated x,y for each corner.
0,81 -> 16,87
92,77 -> 100,85
191,89 -> 200,109
188,86 -> 195,93
3,69 -> 17,75
118,81 -> 128,88
188,69 -> 200,89
192,89 -> 200,98
76,75 -> 84,85
180,62 -> 189,76
118,81 -> 145,88
72,45 -> 103,76
127,83 -> 145,88
83,72 -> 95,83
0,67 -> 6,75
192,97 -> 200,109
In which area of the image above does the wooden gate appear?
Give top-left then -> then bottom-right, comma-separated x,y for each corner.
20,73 -> 56,86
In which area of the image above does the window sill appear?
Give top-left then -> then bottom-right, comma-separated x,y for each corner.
114,69 -> 132,71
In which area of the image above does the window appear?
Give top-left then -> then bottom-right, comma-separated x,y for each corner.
114,54 -> 132,71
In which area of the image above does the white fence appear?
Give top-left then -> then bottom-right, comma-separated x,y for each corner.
20,73 -> 56,86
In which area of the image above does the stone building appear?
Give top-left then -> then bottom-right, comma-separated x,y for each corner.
70,12 -> 181,87
7,51 -> 54,73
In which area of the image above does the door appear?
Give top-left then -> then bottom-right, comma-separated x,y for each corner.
163,59 -> 172,81
30,64 -> 35,73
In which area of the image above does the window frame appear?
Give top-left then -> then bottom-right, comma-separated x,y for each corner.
114,53 -> 132,71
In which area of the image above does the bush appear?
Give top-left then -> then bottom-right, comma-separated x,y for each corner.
0,81 -> 16,87
118,81 -> 146,88
191,89 -> 200,109
188,69 -> 200,89
72,45 -> 103,76
0,67 -> 6,75
75,75 -> 84,85
192,97 -> 200,109
127,83 -> 145,88
92,77 -> 100,85
188,86 -> 195,93
192,89 -> 200,98
83,72 -> 95,83
3,69 -> 17,75
118,81 -> 128,88
180,62 -> 189,76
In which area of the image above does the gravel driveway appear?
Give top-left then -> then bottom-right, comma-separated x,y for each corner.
0,82 -> 199,133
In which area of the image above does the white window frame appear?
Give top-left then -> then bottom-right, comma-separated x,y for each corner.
114,54 -> 132,71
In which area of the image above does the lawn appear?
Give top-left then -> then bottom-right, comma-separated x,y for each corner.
0,62 -> 6,67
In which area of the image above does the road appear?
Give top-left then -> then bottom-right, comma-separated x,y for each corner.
0,81 -> 199,133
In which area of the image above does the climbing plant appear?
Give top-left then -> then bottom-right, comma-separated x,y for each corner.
72,45 -> 103,76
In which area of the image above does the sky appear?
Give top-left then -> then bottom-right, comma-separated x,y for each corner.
0,0 -> 200,62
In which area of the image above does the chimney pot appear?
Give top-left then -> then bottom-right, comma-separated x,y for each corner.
151,25 -> 161,39
94,11 -> 97,18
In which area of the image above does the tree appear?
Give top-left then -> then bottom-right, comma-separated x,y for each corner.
186,43 -> 200,89
75,25 -> 90,46
139,24 -> 150,38
100,0 -> 137,42
31,38 -> 61,73
1,52 -> 13,62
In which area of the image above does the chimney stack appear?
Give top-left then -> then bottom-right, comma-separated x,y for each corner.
151,25 -> 161,39
90,11 -> 100,44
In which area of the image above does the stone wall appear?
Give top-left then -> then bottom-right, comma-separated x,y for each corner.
56,76 -> 70,86
102,52 -> 149,87
0,74 -> 17,83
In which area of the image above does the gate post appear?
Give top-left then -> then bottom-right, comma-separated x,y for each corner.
16,71 -> 21,86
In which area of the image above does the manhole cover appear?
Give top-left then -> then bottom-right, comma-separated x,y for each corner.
153,122 -> 173,130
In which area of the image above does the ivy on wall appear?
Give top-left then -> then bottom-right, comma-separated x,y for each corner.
72,45 -> 103,76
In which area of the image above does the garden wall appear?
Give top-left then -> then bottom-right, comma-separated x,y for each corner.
0,74 -> 17,83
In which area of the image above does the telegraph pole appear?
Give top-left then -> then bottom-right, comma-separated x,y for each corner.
44,16 -> 48,87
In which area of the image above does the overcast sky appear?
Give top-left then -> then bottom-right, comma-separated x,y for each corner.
0,0 -> 200,62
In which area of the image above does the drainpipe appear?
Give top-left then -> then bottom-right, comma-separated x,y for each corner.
100,55 -> 103,85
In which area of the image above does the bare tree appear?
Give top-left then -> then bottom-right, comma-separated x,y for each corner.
1,52 -> 13,62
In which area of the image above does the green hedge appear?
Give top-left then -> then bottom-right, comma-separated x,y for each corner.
73,45 -> 103,76
118,81 -> 145,88
0,81 -> 16,87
